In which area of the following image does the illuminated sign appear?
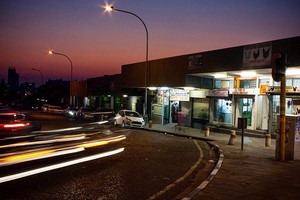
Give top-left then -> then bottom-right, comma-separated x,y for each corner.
207,89 -> 229,97
170,89 -> 190,101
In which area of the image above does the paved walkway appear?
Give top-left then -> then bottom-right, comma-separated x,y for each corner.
145,123 -> 300,200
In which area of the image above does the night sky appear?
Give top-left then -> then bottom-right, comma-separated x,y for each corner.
1,0 -> 300,86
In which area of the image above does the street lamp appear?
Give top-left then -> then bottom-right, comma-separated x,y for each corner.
48,50 -> 74,106
32,68 -> 44,85
104,4 -> 149,117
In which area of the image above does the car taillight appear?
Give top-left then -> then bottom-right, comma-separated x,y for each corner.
1,122 -> 30,128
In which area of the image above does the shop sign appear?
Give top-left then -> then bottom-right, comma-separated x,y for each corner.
188,54 -> 203,70
207,89 -> 229,97
190,90 -> 206,98
170,89 -> 190,101
243,42 -> 272,67
229,88 -> 258,95
267,86 -> 298,93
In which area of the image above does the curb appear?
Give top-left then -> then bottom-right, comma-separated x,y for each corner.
182,142 -> 224,200
145,127 -> 224,200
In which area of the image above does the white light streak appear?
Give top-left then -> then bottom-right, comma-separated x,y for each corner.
0,148 -> 125,183
32,127 -> 82,134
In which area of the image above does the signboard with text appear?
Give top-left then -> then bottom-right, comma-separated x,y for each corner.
188,54 -> 203,70
243,42 -> 272,67
170,89 -> 190,101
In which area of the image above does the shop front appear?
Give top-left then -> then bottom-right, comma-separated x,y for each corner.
207,89 -> 232,127
230,88 -> 258,130
267,84 -> 300,134
151,88 -> 192,126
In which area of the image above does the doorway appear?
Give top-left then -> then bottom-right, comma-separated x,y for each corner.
235,97 -> 253,129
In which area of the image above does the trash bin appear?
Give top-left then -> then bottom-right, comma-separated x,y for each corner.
148,120 -> 152,128
228,130 -> 236,145
204,126 -> 210,137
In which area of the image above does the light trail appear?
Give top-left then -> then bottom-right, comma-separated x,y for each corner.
0,147 -> 125,183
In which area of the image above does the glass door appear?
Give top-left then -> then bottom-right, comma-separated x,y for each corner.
242,98 -> 253,127
236,97 -> 253,128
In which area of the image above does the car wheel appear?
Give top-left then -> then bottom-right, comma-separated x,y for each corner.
122,121 -> 126,128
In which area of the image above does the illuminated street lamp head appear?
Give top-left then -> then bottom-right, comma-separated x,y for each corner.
104,4 -> 114,12
48,50 -> 54,55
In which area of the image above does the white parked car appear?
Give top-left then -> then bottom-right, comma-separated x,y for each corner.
114,110 -> 145,128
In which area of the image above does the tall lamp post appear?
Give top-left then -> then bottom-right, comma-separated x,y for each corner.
48,50 -> 73,106
32,68 -> 44,85
104,5 -> 149,118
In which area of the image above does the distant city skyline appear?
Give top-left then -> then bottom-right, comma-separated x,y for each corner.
1,0 -> 300,86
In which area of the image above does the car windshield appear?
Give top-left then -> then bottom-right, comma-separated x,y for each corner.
125,111 -> 141,118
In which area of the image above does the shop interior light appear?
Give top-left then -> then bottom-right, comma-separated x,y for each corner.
214,73 -> 227,78
183,87 -> 195,91
123,95 -> 128,98
160,87 -> 169,90
240,71 -> 256,78
148,87 -> 157,90
286,68 -> 300,75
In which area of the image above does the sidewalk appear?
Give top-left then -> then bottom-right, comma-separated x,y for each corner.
145,124 -> 300,200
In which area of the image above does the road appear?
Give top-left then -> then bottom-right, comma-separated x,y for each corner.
0,112 -> 217,200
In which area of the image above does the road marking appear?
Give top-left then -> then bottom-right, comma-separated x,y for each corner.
148,140 -> 203,200
182,143 -> 224,200
0,147 -> 125,184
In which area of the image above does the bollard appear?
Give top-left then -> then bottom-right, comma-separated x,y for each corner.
228,130 -> 236,145
265,133 -> 271,147
204,127 -> 210,137
148,120 -> 152,128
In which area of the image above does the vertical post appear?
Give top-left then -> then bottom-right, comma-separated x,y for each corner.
241,124 -> 244,150
238,117 -> 246,150
280,75 -> 286,161
110,7 -> 149,118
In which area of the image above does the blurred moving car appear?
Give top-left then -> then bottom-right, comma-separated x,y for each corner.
47,105 -> 64,114
0,106 -> 40,138
64,107 -> 79,118
41,104 -> 50,112
114,110 -> 145,128
76,107 -> 94,120
93,107 -> 115,122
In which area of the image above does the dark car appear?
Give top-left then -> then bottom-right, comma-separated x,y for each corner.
0,106 -> 40,138
93,107 -> 115,122
64,107 -> 79,118
76,107 -> 94,120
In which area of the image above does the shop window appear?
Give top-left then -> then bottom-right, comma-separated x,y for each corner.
193,99 -> 209,120
259,78 -> 270,85
293,79 -> 300,86
214,80 -> 233,89
286,79 -> 292,86
214,99 -> 232,124
240,79 -> 256,88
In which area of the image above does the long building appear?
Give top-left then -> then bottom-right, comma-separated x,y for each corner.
71,36 -> 300,135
